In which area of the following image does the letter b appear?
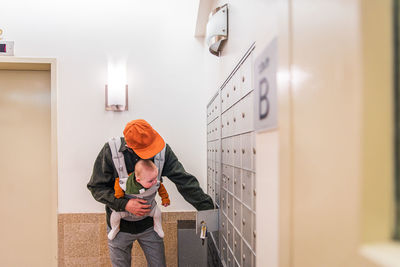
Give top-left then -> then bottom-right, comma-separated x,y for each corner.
259,78 -> 269,120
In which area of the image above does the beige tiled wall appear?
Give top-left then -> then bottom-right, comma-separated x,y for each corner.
58,212 -> 196,267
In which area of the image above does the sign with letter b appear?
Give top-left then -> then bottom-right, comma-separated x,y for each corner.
254,38 -> 277,132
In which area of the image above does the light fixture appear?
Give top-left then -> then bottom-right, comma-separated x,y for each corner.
105,60 -> 128,111
206,4 -> 228,57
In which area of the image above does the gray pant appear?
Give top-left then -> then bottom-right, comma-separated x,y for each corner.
107,226 -> 166,267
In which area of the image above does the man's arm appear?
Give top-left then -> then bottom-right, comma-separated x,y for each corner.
87,143 -> 129,211
162,144 -> 214,210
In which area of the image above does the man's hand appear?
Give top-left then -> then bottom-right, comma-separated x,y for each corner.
125,198 -> 151,216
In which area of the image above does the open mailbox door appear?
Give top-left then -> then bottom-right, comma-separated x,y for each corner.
196,209 -> 219,235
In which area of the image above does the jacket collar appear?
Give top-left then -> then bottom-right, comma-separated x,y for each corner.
119,138 -> 128,152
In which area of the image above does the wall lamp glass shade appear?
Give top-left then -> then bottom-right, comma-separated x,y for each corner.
206,4 -> 228,57
105,84 -> 128,111
106,60 -> 128,111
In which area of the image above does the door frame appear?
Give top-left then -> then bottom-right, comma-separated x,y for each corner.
0,57 -> 58,264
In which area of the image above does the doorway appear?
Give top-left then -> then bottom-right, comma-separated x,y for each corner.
0,61 -> 57,266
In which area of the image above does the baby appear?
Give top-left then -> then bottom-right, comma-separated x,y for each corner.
108,159 -> 170,240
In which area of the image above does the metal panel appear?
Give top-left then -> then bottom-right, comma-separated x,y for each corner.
211,97 -> 219,122
221,111 -> 229,138
207,123 -> 211,141
214,119 -> 219,140
215,161 -> 221,184
242,240 -> 252,267
252,212 -> 256,252
221,213 -> 227,240
221,237 -> 228,265
233,135 -> 241,167
211,119 -> 216,141
242,170 -> 253,209
207,160 -> 211,193
210,161 -> 215,193
242,204 -> 253,246
233,198 -> 242,231
230,72 -> 241,107
235,92 -> 254,135
214,119 -> 219,141
241,133 -> 252,170
227,220 -> 234,249
225,108 -> 233,137
224,82 -> 233,111
211,175 -> 215,197
227,248 -> 234,267
219,229 -> 223,255
226,165 -> 234,194
242,92 -> 254,134
233,167 -> 242,200
222,138 -> 227,164
226,136 -> 234,165
221,80 -> 230,112
221,188 -> 227,214
233,229 -> 242,264
207,106 -> 211,125
222,164 -> 231,193
214,95 -> 220,120
214,140 -> 220,163
251,132 -> 256,171
227,193 -> 234,221
215,182 -> 220,206
210,141 -> 215,162
216,140 -> 221,163
207,101 -> 212,124
222,164 -> 228,190
207,142 -> 211,160
240,54 -> 253,98
253,172 -> 256,211
231,104 -> 238,136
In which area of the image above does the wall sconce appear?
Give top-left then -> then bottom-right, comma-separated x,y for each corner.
206,4 -> 228,57
105,61 -> 128,111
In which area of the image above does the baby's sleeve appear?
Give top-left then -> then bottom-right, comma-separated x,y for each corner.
114,178 -> 125,199
158,183 -> 170,205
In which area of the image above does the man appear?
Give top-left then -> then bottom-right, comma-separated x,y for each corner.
87,119 -> 214,267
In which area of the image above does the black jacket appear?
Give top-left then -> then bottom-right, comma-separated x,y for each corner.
87,138 -> 214,229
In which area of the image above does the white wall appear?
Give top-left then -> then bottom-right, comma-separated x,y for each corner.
0,0 -> 216,213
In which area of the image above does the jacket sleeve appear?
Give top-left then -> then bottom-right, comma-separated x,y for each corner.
87,143 -> 129,211
162,144 -> 214,210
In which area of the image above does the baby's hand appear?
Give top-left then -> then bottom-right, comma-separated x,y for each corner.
161,198 -> 170,207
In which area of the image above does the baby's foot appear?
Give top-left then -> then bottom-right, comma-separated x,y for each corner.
154,224 -> 164,238
108,228 -> 119,240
